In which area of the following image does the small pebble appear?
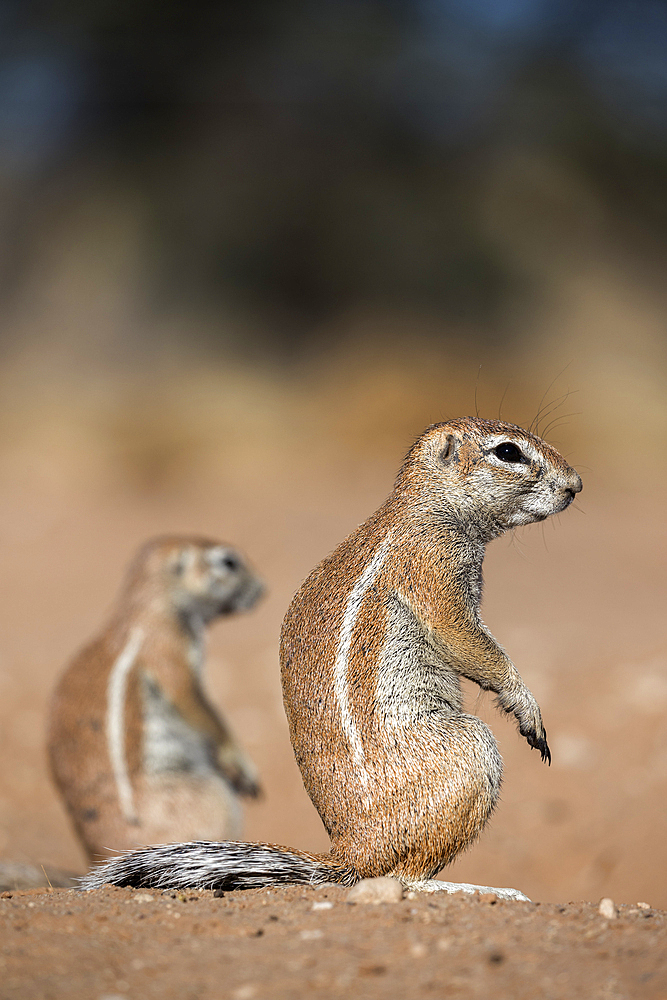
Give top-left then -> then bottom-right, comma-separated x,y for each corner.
312,901 -> 333,911
232,987 -> 256,1000
409,942 -> 427,958
598,897 -> 617,920
133,893 -> 155,904
636,902 -> 650,910
347,877 -> 404,904
300,928 -> 324,941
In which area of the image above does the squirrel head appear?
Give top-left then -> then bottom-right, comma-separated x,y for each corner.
123,536 -> 265,624
396,418 -> 582,541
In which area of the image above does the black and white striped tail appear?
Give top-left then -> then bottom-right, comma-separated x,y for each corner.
80,841 -> 357,891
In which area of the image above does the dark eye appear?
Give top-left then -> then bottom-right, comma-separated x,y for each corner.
221,555 -> 239,571
494,442 -> 525,464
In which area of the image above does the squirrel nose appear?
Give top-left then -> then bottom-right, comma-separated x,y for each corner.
563,476 -> 582,505
564,471 -> 583,496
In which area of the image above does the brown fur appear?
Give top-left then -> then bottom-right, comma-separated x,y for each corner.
48,535 -> 264,863
280,418 -> 582,884
81,419 -> 582,898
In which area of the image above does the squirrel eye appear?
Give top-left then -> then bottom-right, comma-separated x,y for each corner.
494,442 -> 525,464
220,554 -> 239,571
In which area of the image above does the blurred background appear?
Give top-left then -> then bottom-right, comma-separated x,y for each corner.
0,0 -> 666,905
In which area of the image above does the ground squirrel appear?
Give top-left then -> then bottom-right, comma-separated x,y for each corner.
49,535 -> 264,862
82,419 -> 582,898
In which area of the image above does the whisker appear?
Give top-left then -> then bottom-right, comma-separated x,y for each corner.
498,381 -> 510,421
539,390 -> 579,426
532,390 -> 579,438
540,521 -> 549,552
509,527 -> 528,560
474,364 -> 482,418
540,411 -> 583,439
530,364 -> 572,434
473,687 -> 486,715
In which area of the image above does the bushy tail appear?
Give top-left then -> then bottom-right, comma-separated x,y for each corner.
80,841 -> 357,891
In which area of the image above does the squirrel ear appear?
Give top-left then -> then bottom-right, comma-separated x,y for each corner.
439,434 -> 458,464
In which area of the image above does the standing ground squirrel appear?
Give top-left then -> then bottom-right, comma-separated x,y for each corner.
49,535 -> 264,862
82,419 -> 581,898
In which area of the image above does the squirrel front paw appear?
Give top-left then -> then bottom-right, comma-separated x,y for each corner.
523,727 -> 551,765
230,769 -> 262,798
217,747 -> 262,797
498,685 -> 551,764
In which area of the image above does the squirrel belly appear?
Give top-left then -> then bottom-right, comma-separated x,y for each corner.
81,419 -> 582,895
280,519 -> 504,882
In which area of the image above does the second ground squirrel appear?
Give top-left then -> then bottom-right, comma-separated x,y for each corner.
49,535 -> 264,862
83,419 -> 582,898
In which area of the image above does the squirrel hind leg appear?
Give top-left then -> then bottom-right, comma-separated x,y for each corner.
402,878 -> 530,902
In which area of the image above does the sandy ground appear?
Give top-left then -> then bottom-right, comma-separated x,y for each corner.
1,883 -> 665,1000
0,369 -> 666,998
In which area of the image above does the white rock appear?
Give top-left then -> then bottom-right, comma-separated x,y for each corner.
347,877 -> 404,904
312,901 -> 333,910
300,928 -> 324,941
599,897 -> 617,919
232,987 -> 257,1000
133,893 -> 155,903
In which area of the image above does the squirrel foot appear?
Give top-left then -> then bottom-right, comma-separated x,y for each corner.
403,879 -> 530,902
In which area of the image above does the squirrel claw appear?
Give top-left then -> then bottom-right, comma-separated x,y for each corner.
524,729 -> 551,765
226,772 -> 263,798
239,780 -> 263,799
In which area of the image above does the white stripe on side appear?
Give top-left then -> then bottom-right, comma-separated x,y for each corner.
333,535 -> 391,779
106,626 -> 144,824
